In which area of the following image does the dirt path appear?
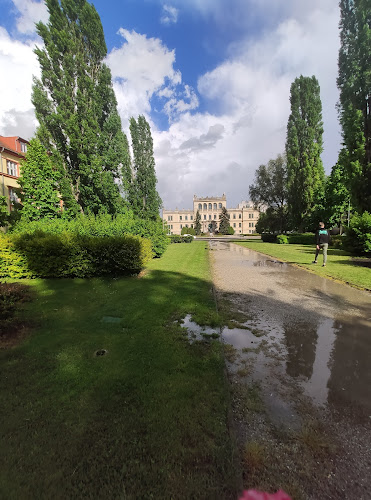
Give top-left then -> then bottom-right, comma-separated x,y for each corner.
210,241 -> 371,500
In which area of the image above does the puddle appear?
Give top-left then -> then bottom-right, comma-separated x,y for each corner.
179,314 -> 220,343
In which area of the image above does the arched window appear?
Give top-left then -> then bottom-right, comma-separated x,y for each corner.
198,203 -> 202,210
203,203 -> 207,210
213,203 -> 217,209
208,203 -> 212,210
218,203 -> 222,209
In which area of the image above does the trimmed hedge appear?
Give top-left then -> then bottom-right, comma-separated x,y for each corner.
261,233 -> 277,243
12,213 -> 168,258
286,233 -> 315,245
0,232 -> 153,279
168,235 -> 194,244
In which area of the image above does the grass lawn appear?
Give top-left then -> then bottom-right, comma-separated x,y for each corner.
0,242 -> 239,499
235,241 -> 371,290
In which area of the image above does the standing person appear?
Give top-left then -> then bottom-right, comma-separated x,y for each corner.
313,222 -> 331,266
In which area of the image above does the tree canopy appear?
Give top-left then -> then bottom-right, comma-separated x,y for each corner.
218,206 -> 230,234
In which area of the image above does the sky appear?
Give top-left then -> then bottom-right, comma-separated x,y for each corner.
0,0 -> 342,210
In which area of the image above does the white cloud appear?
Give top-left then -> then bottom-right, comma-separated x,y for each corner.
12,0 -> 48,35
0,27 -> 39,139
154,3 -> 341,210
160,5 -> 179,25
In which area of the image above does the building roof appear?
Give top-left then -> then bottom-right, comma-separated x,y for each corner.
0,136 -> 29,157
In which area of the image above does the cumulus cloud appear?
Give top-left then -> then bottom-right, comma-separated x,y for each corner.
0,27 -> 40,139
160,5 -> 179,25
154,3 -> 341,210
12,0 -> 48,35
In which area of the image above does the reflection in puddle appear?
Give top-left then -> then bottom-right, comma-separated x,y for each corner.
179,314 -> 219,343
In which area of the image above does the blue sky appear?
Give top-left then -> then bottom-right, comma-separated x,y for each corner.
0,0 -> 341,209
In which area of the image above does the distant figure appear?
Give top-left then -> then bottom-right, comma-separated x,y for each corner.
313,222 -> 331,267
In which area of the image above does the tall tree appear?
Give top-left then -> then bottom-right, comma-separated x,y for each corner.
249,154 -> 288,233
337,0 -> 371,212
32,0 -> 131,215
18,139 -> 61,220
129,115 -> 162,220
194,209 -> 201,235
324,155 -> 351,230
218,206 -> 230,234
286,75 -> 325,231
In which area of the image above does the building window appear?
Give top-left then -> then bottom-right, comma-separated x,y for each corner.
6,160 -> 17,176
20,142 -> 27,153
249,213 -> 255,219
214,214 -> 217,219
208,203 -> 211,210
204,215 -> 206,220
168,215 -> 172,221
180,224 -> 183,229
239,223 -> 242,227
190,215 -> 193,220
218,203 -> 222,208
202,203 -> 206,210
213,203 -> 217,209
233,223 -> 236,228
209,214 -> 211,220
8,187 -> 19,204
233,214 -> 236,219
198,203 -> 202,210
171,225 -> 173,229
180,216 -> 182,221
239,213 -> 242,219
185,215 -> 188,221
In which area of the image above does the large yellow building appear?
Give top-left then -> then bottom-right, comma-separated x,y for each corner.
0,136 -> 29,210
163,194 -> 260,235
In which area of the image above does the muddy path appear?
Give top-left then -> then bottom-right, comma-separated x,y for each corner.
210,241 -> 371,500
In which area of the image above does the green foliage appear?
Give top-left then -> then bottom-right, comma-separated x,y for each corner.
181,226 -> 195,235
129,115 -> 162,220
286,75 -> 325,230
0,232 -> 152,279
11,213 -> 168,257
18,139 -> 61,220
194,210 -> 202,235
338,0 -> 371,212
344,212 -> 371,255
0,196 -> 9,227
286,233 -> 315,245
228,226 -> 235,235
32,0 -> 130,215
218,206 -> 230,234
249,154 -> 288,232
261,233 -> 277,243
276,234 -> 289,244
330,235 -> 344,249
168,235 -> 194,243
324,157 -> 351,228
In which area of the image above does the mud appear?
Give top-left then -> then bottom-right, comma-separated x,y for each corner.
211,241 -> 371,499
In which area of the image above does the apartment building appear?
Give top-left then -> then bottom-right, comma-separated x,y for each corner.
0,136 -> 29,210
163,194 -> 260,235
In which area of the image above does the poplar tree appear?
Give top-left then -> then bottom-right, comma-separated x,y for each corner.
337,0 -> 371,212
18,139 -> 61,220
129,115 -> 162,220
32,0 -> 131,215
218,207 -> 230,234
286,75 -> 325,231
194,210 -> 201,235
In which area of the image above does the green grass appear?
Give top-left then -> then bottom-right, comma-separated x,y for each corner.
235,241 -> 371,290
0,242 -> 239,499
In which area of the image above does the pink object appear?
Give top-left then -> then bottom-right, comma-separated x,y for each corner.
239,490 -> 292,500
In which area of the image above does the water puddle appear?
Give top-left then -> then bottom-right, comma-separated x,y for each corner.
179,314 -> 220,343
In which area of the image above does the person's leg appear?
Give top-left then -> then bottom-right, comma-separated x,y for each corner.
313,247 -> 320,263
322,243 -> 328,265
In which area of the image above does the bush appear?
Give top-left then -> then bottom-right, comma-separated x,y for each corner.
181,227 -> 196,235
261,233 -> 277,243
228,226 -> 235,235
286,233 -> 315,245
343,212 -> 371,255
330,235 -> 344,249
0,232 -> 152,279
12,213 -> 168,257
276,234 -> 289,244
168,235 -> 194,244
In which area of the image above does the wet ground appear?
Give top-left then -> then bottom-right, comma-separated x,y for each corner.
210,241 -> 371,499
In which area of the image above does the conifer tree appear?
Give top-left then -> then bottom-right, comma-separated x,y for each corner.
32,0 -> 131,215
286,75 -> 325,231
337,0 -> 371,212
194,209 -> 201,235
218,206 -> 230,234
18,139 -> 61,220
129,115 -> 162,220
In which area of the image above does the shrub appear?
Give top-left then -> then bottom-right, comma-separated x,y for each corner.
181,226 -> 196,235
0,232 -> 152,279
228,226 -> 235,235
168,235 -> 194,244
12,213 -> 168,257
330,235 -> 344,249
261,233 -> 277,243
343,212 -> 371,255
286,233 -> 315,245
276,234 -> 289,244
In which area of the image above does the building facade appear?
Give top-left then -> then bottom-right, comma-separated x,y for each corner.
0,136 -> 29,210
163,194 -> 260,235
